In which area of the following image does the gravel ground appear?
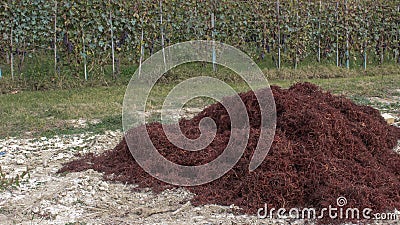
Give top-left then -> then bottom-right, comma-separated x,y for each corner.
0,130 -> 270,225
0,127 -> 399,224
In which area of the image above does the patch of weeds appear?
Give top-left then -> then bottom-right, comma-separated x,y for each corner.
0,166 -> 30,191
147,112 -> 162,123
70,146 -> 85,152
40,115 -> 121,137
65,222 -> 87,225
89,115 -> 121,132
373,102 -> 400,113
146,112 -> 181,124
349,96 -> 372,106
57,171 -> 69,177
391,90 -> 400,97
73,199 -> 86,205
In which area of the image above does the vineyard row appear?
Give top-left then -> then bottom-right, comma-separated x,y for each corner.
0,0 -> 399,79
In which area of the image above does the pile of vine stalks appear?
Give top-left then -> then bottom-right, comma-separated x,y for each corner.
60,83 -> 400,223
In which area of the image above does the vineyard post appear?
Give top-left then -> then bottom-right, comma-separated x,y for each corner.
211,0 -> 217,72
194,0 -> 198,37
263,20 -> 267,59
318,0 -> 321,63
82,30 -> 87,81
10,26 -> 14,80
345,0 -> 349,69
397,5 -> 400,64
277,0 -> 281,69
363,7 -> 368,70
381,5 -> 385,64
294,0 -> 299,70
54,0 -> 57,77
379,4 -> 384,64
336,1 -> 339,67
211,12 -> 216,72
160,0 -> 166,72
110,1 -> 116,79
364,37 -> 367,70
5,51 -> 9,65
138,20 -> 144,78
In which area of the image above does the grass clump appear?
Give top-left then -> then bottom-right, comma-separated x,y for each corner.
0,166 -> 30,191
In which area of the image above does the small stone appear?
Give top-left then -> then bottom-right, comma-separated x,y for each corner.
382,113 -> 395,125
192,216 -> 205,222
55,153 -> 65,160
90,119 -> 101,125
0,214 -> 11,224
16,158 -> 25,165
98,181 -> 109,191
32,207 -> 40,214
43,159 -> 48,167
